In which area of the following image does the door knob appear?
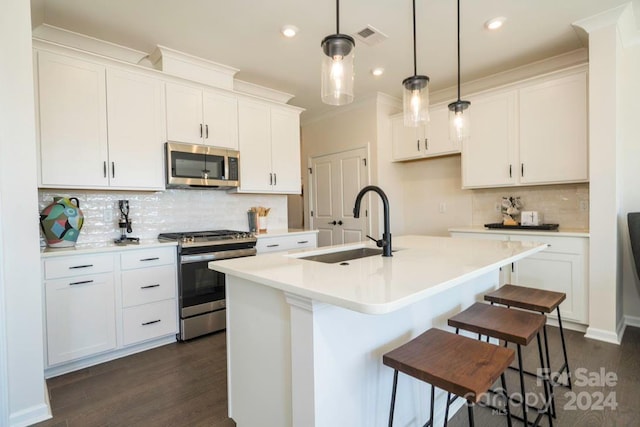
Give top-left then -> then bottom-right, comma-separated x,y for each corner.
328,220 -> 337,225
338,220 -> 343,225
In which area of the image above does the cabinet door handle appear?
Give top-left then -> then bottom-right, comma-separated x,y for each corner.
269,173 -> 273,185
69,264 -> 93,269
140,257 -> 160,262
417,140 -> 420,151
111,162 -> 115,178
337,220 -> 343,225
205,124 -> 209,139
140,284 -> 160,289
273,173 -> 277,186
329,220 -> 337,225
297,240 -> 309,244
511,263 -> 514,273
103,161 -> 107,178
521,163 -> 524,177
69,279 -> 93,286
509,164 -> 512,178
142,319 -> 161,326
266,244 -> 280,248
200,123 -> 203,138
425,138 -> 428,150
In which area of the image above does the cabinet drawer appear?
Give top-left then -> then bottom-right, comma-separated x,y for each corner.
121,265 -> 176,308
122,299 -> 177,346
508,234 -> 587,255
120,246 -> 176,270
43,254 -> 114,280
256,233 -> 317,253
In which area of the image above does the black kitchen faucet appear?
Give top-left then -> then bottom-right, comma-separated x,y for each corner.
353,185 -> 392,257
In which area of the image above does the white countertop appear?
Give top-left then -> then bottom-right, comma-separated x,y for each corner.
449,226 -> 590,237
210,234 -> 548,315
40,239 -> 178,258
255,229 -> 319,238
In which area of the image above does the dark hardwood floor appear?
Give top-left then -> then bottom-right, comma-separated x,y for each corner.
34,326 -> 640,426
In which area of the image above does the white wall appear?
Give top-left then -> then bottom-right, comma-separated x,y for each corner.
0,0 -> 50,425
620,39 -> 640,321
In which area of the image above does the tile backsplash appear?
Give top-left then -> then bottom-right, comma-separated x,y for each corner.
471,183 -> 589,229
38,189 -> 288,245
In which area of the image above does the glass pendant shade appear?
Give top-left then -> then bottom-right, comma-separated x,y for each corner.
448,100 -> 470,142
321,34 -> 355,106
403,75 -> 429,127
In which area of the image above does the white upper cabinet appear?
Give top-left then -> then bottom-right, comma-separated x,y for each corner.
237,99 -> 301,194
462,67 -> 588,189
37,51 -> 109,187
106,69 -> 165,190
391,103 -> 460,162
36,50 -> 165,190
462,90 -> 517,188
165,82 -> 239,149
518,72 -> 588,185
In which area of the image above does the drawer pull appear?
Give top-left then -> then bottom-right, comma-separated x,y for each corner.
297,241 -> 309,244
267,244 -> 280,248
69,264 -> 93,269
142,319 -> 161,326
140,257 -> 160,262
69,280 -> 93,286
140,284 -> 160,289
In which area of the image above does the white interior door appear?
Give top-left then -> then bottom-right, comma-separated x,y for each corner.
310,147 -> 369,247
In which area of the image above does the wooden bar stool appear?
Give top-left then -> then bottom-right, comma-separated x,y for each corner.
448,303 -> 553,427
383,328 -> 514,427
484,284 -> 571,390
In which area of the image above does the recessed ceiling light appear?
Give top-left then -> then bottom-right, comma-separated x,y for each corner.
371,68 -> 384,77
485,17 -> 506,31
281,25 -> 298,38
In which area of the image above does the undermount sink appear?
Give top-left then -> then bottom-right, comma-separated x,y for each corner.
299,247 -> 383,264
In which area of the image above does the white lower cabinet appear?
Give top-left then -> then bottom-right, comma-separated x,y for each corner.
45,272 -> 116,366
42,246 -> 178,372
256,232 -> 318,254
449,230 -> 588,324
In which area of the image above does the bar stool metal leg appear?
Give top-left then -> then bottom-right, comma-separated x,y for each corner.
541,324 -> 557,418
557,307 -> 572,389
389,370 -> 398,427
536,333 -> 554,427
467,400 -> 475,427
516,344 -> 528,426
500,373 -> 513,427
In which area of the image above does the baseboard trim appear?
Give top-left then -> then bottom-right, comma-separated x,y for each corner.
44,335 -> 176,378
545,317 -> 587,333
584,324 -> 623,345
624,314 -> 640,329
9,402 -> 50,427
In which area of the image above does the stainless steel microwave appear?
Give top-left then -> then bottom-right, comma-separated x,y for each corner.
165,142 -> 239,189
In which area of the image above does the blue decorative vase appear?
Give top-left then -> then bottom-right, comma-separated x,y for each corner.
39,197 -> 85,247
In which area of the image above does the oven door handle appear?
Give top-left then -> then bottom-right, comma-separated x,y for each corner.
180,248 -> 257,264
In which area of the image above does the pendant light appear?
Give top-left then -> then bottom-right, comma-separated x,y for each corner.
448,0 -> 470,142
321,0 -> 355,106
403,0 -> 430,127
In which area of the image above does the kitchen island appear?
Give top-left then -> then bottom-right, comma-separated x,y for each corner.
209,235 -> 548,427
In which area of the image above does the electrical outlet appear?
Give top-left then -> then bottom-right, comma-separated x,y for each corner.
579,200 -> 589,212
439,202 -> 446,213
103,202 -> 114,222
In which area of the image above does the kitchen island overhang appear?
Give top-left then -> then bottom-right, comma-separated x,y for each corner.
210,235 -> 548,427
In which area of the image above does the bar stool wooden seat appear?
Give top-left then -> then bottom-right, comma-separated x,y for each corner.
383,328 -> 514,427
448,303 -> 553,427
484,284 -> 571,390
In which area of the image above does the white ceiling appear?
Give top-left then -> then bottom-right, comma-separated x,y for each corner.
30,0 -> 639,121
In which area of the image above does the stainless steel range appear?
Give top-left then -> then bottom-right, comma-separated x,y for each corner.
158,230 -> 257,340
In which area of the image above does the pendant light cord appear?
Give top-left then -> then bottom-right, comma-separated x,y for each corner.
456,0 -> 461,101
412,0 -> 417,76
336,0 -> 340,33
